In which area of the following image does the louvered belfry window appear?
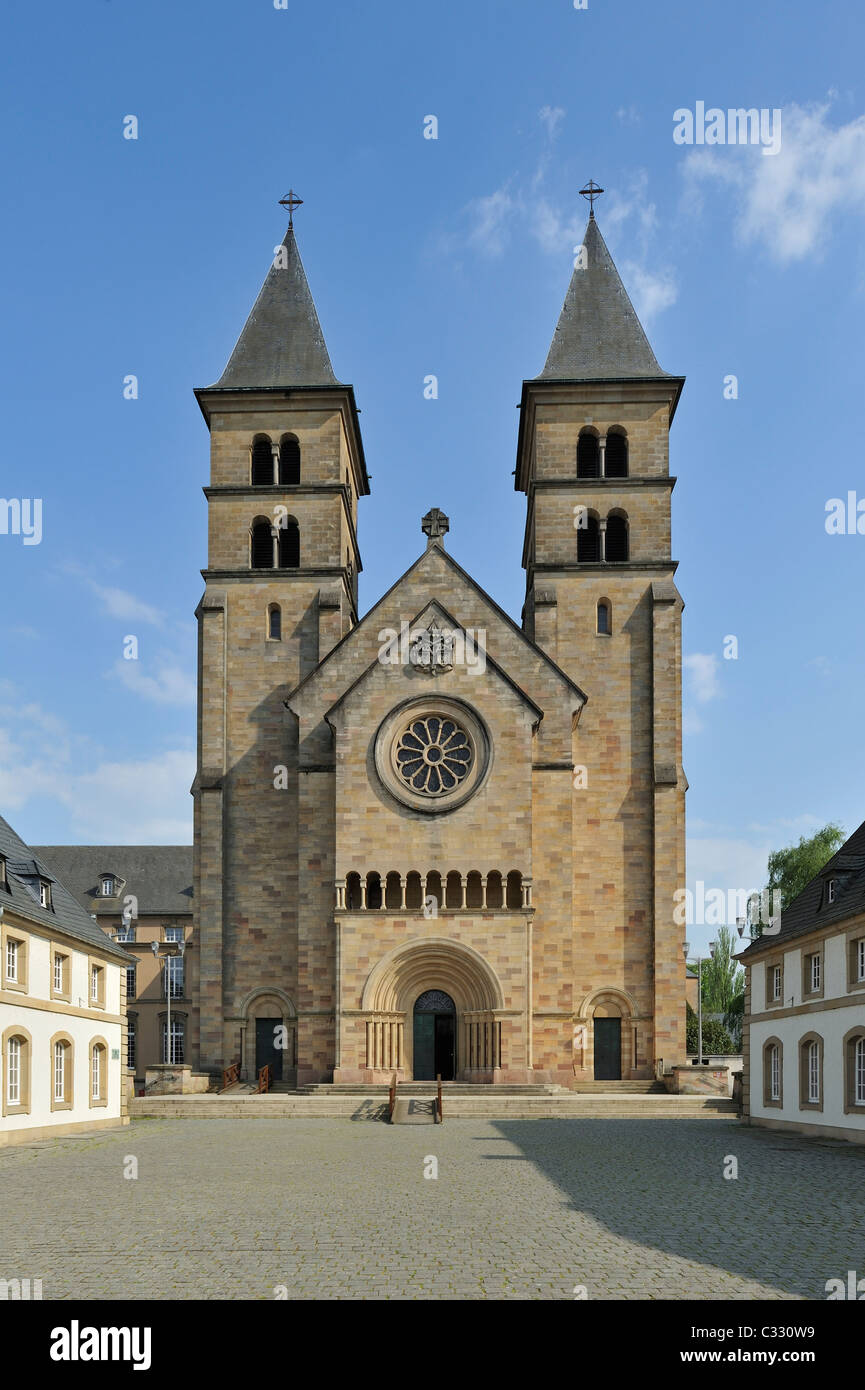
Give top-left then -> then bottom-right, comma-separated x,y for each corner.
577,433 -> 600,478
251,437 -> 273,485
279,436 -> 300,485
251,521 -> 274,569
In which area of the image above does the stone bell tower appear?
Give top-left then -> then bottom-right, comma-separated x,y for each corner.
192,204 -> 370,1074
515,194 -> 687,1075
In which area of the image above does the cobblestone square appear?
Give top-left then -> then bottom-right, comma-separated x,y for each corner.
2,1117 -> 863,1300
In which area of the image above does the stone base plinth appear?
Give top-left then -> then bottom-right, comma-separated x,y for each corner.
144,1064 -> 213,1096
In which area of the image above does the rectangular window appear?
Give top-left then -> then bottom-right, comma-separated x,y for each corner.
827,879 -> 836,904
809,954 -> 821,993
770,1047 -> 780,1100
54,954 -> 63,993
859,939 -> 865,984
39,880 -> 51,909
771,964 -> 782,1001
857,1039 -> 865,1106
91,965 -> 99,1000
127,1021 -> 136,1071
6,938 -> 18,982
7,1038 -> 20,1105
162,1020 -> 184,1065
126,966 -> 136,1000
92,1048 -> 101,1100
808,1043 -> 819,1103
164,926 -> 183,943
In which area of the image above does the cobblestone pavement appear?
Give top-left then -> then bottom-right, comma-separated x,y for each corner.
1,1117 -> 863,1300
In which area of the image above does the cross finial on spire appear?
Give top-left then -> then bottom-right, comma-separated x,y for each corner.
421,508 -> 450,548
579,179 -> 604,218
278,188 -> 304,230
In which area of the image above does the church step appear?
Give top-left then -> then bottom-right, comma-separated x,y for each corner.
130,1094 -> 736,1120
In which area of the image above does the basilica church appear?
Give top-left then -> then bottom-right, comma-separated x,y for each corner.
190,197 -> 687,1087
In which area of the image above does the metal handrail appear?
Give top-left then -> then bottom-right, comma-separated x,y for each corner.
257,1064 -> 272,1094
436,1073 -> 443,1123
388,1071 -> 398,1121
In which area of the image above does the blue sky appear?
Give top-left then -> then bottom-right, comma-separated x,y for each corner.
1,0 -> 863,956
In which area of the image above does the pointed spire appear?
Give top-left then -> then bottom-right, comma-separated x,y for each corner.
212,224 -> 339,389
538,217 -> 669,380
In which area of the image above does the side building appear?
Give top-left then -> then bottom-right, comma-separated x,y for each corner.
0,816 -> 135,1147
32,846 -> 195,1091
740,817 -> 865,1144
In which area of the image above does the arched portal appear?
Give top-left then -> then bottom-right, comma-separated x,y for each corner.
413,989 -> 456,1081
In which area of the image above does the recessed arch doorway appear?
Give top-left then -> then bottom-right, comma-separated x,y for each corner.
413,989 -> 455,1080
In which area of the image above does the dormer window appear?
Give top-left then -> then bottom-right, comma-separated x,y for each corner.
39,880 -> 51,909
101,875 -> 115,897
0,855 -> 6,889
827,879 -> 836,904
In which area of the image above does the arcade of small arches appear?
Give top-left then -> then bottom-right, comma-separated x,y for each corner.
250,432 -> 301,486
577,425 -> 629,479
335,868 -> 532,911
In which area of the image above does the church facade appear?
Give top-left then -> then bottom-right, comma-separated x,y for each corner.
191,205 -> 687,1087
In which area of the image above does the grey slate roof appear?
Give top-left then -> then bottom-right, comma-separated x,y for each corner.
210,225 -> 339,389
32,846 -> 193,918
0,816 -> 134,963
538,216 -> 670,381
740,818 -> 865,959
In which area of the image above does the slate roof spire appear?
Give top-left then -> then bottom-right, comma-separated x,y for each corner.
538,215 -> 670,380
212,220 -> 339,389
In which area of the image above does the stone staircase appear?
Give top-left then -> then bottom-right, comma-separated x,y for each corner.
130,1079 -> 736,1121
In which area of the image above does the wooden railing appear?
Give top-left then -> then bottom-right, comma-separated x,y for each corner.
220,1062 -> 240,1093
388,1071 -> 398,1122
435,1073 -> 443,1124
257,1064 -> 272,1094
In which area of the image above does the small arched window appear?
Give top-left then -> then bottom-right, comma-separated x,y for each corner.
278,518 -> 300,569
279,435 -> 300,485
577,430 -> 600,479
577,512 -> 600,562
251,435 -> 273,486
597,599 -> 611,635
605,428 -> 628,478
268,604 -> 281,641
251,519 -> 274,569
606,512 -> 629,562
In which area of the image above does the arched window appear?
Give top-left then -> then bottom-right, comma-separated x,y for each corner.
763,1039 -> 782,1106
576,512 -> 600,562
605,512 -> 629,562
268,604 -> 281,641
799,1034 -> 822,1109
366,872 -> 383,910
843,1029 -> 865,1111
251,519 -> 274,569
385,872 -> 402,909
506,871 -> 523,909
466,871 -> 484,909
3,1027 -> 31,1112
279,434 -> 300,485
445,871 -> 463,909
425,871 -> 443,909
405,872 -> 423,911
251,435 -> 274,486
345,873 -> 362,910
605,428 -> 628,478
486,871 -> 503,909
577,430 -> 600,479
51,1035 -> 73,1109
90,1039 -> 108,1105
278,518 -> 300,569
597,599 -> 612,635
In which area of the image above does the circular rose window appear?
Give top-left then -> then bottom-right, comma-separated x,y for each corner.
395,715 -> 474,796
375,698 -> 491,814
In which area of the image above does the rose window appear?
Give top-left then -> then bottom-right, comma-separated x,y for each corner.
394,716 -> 474,796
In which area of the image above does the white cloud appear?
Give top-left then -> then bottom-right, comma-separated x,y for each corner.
681,100 -> 865,264
466,185 -> 518,258
86,580 -> 165,627
0,684 -> 193,841
620,260 -> 678,325
684,652 -> 721,703
538,105 -> 565,140
109,657 -> 196,706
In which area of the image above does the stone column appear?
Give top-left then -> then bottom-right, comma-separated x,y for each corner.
598,518 -> 607,563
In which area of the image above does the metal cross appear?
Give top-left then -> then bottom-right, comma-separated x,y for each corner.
579,179 -> 604,216
278,189 -> 304,229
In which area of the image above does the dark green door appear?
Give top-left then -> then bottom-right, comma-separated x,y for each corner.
255,1018 -> 283,1081
593,1018 -> 621,1080
413,990 -> 456,1080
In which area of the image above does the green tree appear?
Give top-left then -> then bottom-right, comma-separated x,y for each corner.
685,1003 -> 734,1055
697,925 -> 744,1013
748,822 -> 845,936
